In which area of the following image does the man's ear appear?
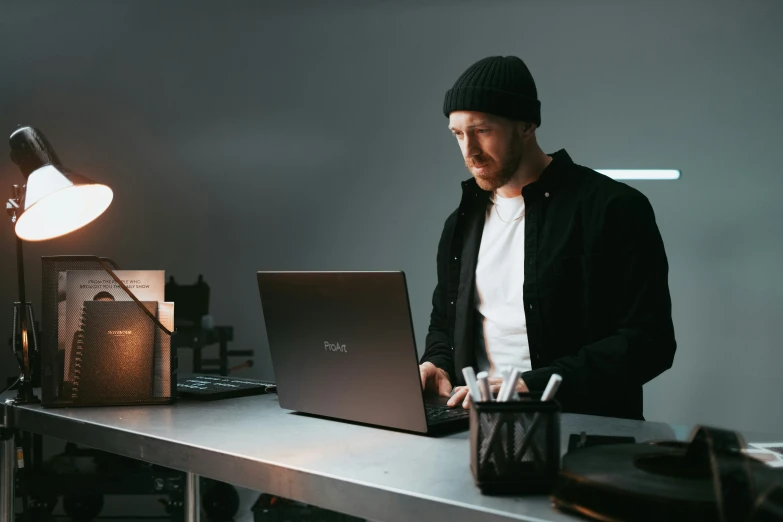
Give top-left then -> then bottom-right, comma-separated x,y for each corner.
519,121 -> 536,136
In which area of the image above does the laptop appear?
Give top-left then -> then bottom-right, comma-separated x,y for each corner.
256,271 -> 469,435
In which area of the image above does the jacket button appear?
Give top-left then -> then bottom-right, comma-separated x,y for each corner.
545,192 -> 550,198
529,304 -> 533,310
450,301 -> 455,305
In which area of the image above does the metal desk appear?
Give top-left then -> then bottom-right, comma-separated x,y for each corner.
0,391 -> 772,522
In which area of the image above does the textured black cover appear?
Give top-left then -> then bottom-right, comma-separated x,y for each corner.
69,301 -> 157,403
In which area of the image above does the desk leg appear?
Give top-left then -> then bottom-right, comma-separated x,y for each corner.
0,431 -> 14,522
185,471 -> 200,522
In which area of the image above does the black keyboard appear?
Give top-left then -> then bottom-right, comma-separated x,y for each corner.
177,374 -> 276,401
426,405 -> 470,423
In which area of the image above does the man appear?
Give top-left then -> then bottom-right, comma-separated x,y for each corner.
419,55 -> 676,420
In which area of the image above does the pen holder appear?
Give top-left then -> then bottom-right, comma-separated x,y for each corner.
470,393 -> 561,494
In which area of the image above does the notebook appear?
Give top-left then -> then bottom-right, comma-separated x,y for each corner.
69,301 -> 158,403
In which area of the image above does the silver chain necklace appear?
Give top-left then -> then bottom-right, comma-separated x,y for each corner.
493,200 -> 526,223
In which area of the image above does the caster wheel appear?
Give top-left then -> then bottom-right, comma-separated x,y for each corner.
202,481 -> 240,521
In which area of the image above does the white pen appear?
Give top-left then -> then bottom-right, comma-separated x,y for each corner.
499,367 -> 522,402
541,373 -> 563,401
461,366 -> 482,403
476,371 -> 493,402
495,366 -> 512,402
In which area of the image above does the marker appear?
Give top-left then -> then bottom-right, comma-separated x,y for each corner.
540,373 -> 562,402
461,367 -> 482,403
476,371 -> 493,402
498,367 -> 522,402
495,366 -> 511,402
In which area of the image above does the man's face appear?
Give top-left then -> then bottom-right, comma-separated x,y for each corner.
448,111 -> 524,192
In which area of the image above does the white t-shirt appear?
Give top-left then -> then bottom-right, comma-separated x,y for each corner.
473,192 -> 531,377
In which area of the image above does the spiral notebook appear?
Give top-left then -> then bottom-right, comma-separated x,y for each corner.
70,301 -> 158,403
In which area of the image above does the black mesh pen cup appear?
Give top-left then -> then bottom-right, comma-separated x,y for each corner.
470,393 -> 561,494
41,255 -> 120,405
40,255 -> 176,407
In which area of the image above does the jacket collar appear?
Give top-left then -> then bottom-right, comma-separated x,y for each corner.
528,149 -> 573,196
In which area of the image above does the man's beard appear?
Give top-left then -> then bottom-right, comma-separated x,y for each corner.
466,135 -> 523,192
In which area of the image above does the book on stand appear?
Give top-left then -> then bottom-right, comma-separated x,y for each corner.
70,301 -> 158,403
59,269 -> 175,404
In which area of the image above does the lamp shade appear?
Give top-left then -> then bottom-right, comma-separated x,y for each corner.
10,127 -> 113,241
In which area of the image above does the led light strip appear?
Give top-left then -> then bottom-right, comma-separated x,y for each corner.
596,169 -> 681,180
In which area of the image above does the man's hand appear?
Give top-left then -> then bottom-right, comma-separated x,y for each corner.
419,362 -> 452,398
446,377 -> 530,409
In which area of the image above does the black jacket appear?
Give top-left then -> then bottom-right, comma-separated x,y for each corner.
420,150 -> 676,420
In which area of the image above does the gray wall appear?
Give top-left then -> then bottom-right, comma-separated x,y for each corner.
1,0 -> 781,434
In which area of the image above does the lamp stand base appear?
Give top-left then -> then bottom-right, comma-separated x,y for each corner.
11,384 -> 39,405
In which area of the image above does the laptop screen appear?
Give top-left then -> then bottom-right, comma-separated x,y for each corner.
257,271 -> 429,433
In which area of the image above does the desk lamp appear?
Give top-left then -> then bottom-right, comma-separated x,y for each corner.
5,126 -> 113,404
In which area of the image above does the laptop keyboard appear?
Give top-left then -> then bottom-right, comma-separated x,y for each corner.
425,405 -> 470,424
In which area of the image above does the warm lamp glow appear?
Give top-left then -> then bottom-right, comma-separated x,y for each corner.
8,127 -> 114,241
15,183 -> 113,241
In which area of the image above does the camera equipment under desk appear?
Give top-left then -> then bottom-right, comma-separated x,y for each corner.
1,392 -> 779,522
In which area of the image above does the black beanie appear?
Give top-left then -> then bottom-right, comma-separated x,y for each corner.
443,56 -> 541,127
